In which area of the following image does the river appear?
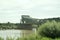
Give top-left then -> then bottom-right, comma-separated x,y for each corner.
0,29 -> 36,40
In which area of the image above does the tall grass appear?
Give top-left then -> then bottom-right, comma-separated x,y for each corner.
0,37 -> 4,40
6,37 -> 14,40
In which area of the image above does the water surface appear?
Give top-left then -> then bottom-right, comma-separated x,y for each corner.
0,29 -> 34,40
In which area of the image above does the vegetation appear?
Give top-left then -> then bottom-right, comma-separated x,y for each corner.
0,22 -> 19,30
6,37 -> 14,40
38,20 -> 60,39
0,37 -> 4,40
0,15 -> 60,40
16,20 -> 60,40
0,16 -> 60,30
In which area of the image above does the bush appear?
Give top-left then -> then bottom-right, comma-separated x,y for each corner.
38,21 -> 60,39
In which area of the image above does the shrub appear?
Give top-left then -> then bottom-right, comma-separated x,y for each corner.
38,21 -> 60,39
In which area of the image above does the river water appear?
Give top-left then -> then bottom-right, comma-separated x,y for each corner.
0,29 -> 36,40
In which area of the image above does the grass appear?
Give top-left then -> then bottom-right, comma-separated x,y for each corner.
0,36 -> 60,40
0,37 -> 4,40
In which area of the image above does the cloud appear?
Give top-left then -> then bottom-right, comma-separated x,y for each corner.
0,0 -> 60,23
0,0 -> 58,10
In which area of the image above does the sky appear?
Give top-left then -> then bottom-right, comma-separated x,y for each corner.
0,0 -> 60,23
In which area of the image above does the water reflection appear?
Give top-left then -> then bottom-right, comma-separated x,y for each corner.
0,30 -> 21,38
0,29 -> 35,40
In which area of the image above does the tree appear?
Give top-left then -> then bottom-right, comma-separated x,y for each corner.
38,20 -> 60,39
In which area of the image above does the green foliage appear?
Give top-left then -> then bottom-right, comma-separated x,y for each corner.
55,38 -> 60,40
40,37 -> 51,40
16,37 -> 28,40
38,20 -> 60,39
16,34 -> 37,40
27,34 -> 36,40
0,37 -> 4,40
0,23 -> 18,30
6,37 -> 14,40
16,34 -> 53,40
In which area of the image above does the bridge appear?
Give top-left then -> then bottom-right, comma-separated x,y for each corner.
19,15 -> 40,30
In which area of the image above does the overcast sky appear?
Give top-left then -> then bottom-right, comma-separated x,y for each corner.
0,0 -> 60,23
